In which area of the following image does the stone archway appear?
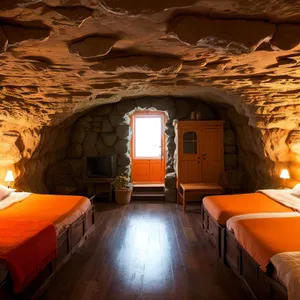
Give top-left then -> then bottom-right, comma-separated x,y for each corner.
45,96 -> 238,202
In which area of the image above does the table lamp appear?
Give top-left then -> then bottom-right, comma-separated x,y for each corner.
280,169 -> 290,188
4,170 -> 14,188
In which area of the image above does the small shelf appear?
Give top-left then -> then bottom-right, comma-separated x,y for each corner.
83,177 -> 114,202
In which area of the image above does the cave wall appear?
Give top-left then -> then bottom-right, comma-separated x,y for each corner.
218,107 -> 274,191
15,116 -> 79,193
0,1 -> 299,195
1,93 -> 297,195
218,106 -> 300,190
45,97 -> 238,201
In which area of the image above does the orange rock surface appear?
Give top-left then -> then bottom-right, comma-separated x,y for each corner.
0,0 -> 299,191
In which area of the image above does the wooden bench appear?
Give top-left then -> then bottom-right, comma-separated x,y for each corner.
178,183 -> 223,211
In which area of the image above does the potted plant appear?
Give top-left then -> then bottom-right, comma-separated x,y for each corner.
114,174 -> 133,205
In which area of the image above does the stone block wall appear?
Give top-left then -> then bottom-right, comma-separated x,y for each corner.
46,97 -> 238,201
224,122 -> 238,171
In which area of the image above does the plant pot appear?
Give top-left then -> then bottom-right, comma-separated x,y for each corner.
115,187 -> 132,205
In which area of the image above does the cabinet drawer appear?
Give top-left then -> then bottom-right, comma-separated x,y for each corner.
57,228 -> 70,268
85,206 -> 94,232
225,231 -> 240,274
71,216 -> 85,248
207,216 -> 219,247
241,250 -> 270,300
57,237 -> 69,267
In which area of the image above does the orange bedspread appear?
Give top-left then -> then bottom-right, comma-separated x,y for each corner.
203,193 -> 293,225
0,219 -> 57,293
0,194 -> 90,234
230,216 -> 300,271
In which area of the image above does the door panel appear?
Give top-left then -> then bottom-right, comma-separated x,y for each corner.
199,128 -> 222,160
178,161 -> 201,183
131,112 -> 165,183
201,161 -> 222,182
150,161 -> 164,182
200,128 -> 223,182
132,161 -> 150,182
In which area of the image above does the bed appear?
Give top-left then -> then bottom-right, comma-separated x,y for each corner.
0,191 -> 95,300
271,252 -> 300,300
225,213 -> 300,300
227,213 -> 300,271
202,185 -> 300,300
202,191 -> 294,257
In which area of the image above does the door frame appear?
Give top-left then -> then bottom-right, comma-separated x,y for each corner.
130,111 -> 166,184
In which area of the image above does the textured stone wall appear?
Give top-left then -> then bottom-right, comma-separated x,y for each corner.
0,0 -> 300,194
16,115 -> 80,193
218,106 -> 294,191
3,92 -> 296,195
45,97 -> 237,201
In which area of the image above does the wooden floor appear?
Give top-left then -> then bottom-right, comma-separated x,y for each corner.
41,202 -> 251,300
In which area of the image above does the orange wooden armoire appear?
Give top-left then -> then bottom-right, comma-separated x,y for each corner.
175,120 -> 224,189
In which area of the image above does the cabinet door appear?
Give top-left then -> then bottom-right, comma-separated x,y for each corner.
199,128 -> 223,183
178,160 -> 201,183
179,129 -> 199,160
177,129 -> 201,184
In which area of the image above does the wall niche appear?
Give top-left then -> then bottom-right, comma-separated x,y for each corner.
45,97 -> 238,202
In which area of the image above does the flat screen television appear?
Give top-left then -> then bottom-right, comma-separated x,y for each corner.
86,156 -> 116,178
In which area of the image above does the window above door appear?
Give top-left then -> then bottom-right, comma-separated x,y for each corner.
133,114 -> 163,159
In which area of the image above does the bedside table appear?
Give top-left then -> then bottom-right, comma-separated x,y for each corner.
83,178 -> 114,202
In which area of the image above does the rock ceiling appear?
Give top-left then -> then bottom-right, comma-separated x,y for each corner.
0,0 -> 300,188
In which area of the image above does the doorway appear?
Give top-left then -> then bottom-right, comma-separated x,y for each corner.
131,111 -> 166,183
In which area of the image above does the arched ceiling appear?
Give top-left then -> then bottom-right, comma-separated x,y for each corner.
0,0 -> 299,185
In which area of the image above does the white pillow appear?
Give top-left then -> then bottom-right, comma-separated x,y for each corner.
292,183 -> 300,197
0,184 -> 14,200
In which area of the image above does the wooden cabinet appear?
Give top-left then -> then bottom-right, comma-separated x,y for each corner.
175,121 -> 224,188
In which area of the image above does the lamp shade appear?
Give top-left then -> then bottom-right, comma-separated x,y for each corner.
280,169 -> 290,179
4,170 -> 14,182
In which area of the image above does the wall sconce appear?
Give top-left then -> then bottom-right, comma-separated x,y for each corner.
4,170 -> 14,189
280,169 -> 290,188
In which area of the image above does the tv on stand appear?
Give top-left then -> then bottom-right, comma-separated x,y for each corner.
84,156 -> 116,201
86,156 -> 116,178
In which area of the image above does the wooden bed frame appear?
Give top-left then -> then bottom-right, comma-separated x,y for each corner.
201,205 -> 224,257
0,196 -> 96,300
202,205 -> 288,300
223,229 -> 287,300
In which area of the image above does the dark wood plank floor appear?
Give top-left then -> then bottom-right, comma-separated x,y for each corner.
41,202 -> 251,300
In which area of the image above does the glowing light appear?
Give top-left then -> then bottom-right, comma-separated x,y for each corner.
4,170 -> 14,188
280,169 -> 290,179
4,170 -> 14,182
135,117 -> 162,158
